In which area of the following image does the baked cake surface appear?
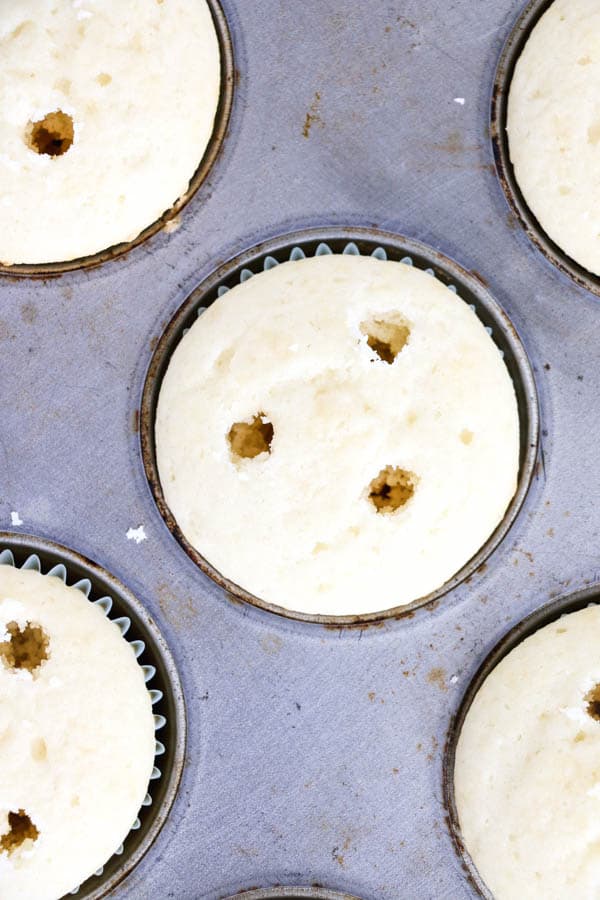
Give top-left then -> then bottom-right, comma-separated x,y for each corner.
0,0 -> 220,264
0,565 -> 155,900
156,254 -> 519,616
455,605 -> 600,900
508,0 -> 600,275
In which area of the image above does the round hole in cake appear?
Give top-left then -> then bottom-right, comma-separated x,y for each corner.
368,466 -> 417,513
0,811 -> 39,855
360,312 -> 411,364
26,110 -> 74,157
0,621 -> 49,674
585,684 -> 600,721
227,413 -> 274,461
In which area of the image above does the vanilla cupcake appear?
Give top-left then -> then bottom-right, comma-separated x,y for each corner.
0,563 -> 155,900
508,0 -> 600,274
455,605 -> 600,900
0,0 -> 221,264
155,252 -> 520,617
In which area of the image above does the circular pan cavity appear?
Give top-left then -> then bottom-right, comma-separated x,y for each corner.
141,226 -> 539,627
0,0 -> 234,279
491,0 -> 600,296
226,890 -> 363,900
443,583 -> 600,898
0,531 -> 185,900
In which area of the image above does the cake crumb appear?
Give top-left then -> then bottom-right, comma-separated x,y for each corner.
10,512 -> 23,527
126,525 -> 147,544
454,97 -> 465,105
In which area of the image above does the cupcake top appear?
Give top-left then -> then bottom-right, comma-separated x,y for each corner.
155,253 -> 519,617
508,0 -> 600,274
455,605 -> 600,900
0,0 -> 220,265
0,563 -> 155,900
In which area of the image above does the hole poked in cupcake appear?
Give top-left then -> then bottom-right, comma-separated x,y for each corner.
26,110 -> 74,157
0,810 -> 39,855
0,621 -> 49,674
228,413 -> 274,461
585,684 -> 600,721
368,466 -> 417,513
360,312 -> 410,363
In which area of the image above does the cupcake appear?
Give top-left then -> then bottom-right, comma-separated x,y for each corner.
155,252 -> 520,617
0,561 -> 155,900
507,0 -> 600,275
0,0 -> 221,265
455,605 -> 600,900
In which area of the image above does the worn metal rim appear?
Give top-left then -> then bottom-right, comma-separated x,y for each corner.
0,0 -> 234,279
0,531 -> 186,900
225,890 -> 363,900
442,583 -> 600,898
140,225 -> 539,627
491,0 -> 600,296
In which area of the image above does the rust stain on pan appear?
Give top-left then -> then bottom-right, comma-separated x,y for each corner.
0,0 -> 235,280
224,890 -> 362,900
491,0 -> 600,297
140,226 -> 539,630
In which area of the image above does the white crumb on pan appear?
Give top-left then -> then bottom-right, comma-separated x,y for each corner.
126,525 -> 147,545
10,511 -> 23,526
453,97 -> 465,105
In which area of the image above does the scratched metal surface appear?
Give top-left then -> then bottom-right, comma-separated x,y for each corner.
0,0 -> 594,897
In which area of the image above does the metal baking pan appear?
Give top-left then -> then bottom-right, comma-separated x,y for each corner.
0,0 -> 592,896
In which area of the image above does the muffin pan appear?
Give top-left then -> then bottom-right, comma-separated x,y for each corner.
0,0 -> 595,896
491,0 -> 600,295
0,533 -> 185,900
141,227 -> 538,625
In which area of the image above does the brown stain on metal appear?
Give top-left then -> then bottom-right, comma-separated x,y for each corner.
427,667 -> 448,692
433,131 -> 482,154
302,91 -> 324,138
156,580 -> 198,629
131,409 -> 140,435
470,270 -> 490,289
368,691 -> 376,702
323,619 -> 385,631
260,634 -> 283,656
0,320 -> 15,341
20,302 -> 38,324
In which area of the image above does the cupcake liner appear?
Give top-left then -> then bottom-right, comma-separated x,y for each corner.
491,0 -> 600,296
141,227 -> 539,626
0,0 -> 234,280
0,534 -> 185,900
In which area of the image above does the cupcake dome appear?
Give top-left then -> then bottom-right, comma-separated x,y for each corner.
0,0 -> 220,264
155,253 -> 520,616
0,564 -> 155,900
